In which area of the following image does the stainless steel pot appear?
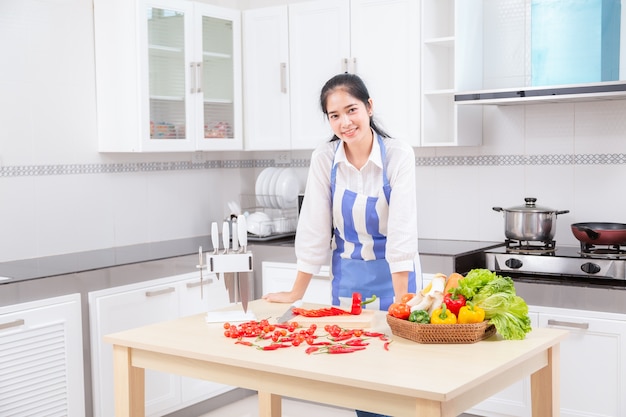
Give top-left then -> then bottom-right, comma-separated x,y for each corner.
492,198 -> 569,241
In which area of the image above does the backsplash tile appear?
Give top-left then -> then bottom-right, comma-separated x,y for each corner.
1,153 -> 625,178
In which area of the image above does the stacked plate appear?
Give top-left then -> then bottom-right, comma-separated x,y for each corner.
255,167 -> 299,209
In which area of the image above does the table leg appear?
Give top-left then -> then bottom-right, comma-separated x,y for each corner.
112,345 -> 145,417
530,345 -> 560,416
258,391 -> 281,417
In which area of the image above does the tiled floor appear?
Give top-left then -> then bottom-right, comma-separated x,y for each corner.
198,394 -> 354,417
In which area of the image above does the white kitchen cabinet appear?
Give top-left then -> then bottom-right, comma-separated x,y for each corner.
0,294 -> 85,417
468,306 -> 626,417
262,261 -> 331,304
420,0 -> 482,146
89,272 -> 232,417
242,0 -> 420,150
94,0 -> 242,152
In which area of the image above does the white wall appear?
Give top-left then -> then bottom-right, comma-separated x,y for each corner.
1,0 -> 625,263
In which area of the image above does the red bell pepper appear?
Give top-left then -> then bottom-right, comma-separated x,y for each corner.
442,291 -> 466,316
350,292 -> 377,315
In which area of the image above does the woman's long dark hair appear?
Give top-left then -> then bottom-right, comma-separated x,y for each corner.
319,73 -> 391,142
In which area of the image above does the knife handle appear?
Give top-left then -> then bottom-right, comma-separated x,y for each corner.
211,222 -> 219,252
237,215 -> 247,250
231,222 -> 239,251
222,221 -> 230,253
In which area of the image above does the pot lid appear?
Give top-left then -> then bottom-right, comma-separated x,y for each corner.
505,197 -> 558,213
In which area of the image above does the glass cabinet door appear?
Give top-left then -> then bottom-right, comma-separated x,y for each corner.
146,6 -> 193,143
200,15 -> 235,141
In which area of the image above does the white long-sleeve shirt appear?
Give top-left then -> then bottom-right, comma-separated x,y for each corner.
295,136 -> 418,275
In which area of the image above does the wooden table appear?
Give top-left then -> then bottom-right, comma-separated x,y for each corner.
104,299 -> 568,417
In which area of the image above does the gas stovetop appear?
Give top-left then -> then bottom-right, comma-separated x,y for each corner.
484,245 -> 626,280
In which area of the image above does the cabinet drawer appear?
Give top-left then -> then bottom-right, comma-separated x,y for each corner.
262,262 -> 331,304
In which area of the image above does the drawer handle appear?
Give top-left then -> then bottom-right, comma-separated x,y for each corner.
0,319 -> 25,331
145,287 -> 176,297
186,278 -> 214,289
280,62 -> 287,93
547,319 -> 589,330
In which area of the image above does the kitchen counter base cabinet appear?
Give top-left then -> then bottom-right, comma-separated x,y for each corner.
468,306 -> 626,417
0,293 -> 85,417
262,261 -> 331,304
89,272 -> 232,417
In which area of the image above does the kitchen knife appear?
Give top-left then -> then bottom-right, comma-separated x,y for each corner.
276,300 -> 303,323
211,222 -> 219,280
197,246 -> 204,299
237,214 -> 247,253
222,221 -> 230,254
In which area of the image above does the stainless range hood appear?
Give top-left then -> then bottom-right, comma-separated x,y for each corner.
455,81 -> 626,106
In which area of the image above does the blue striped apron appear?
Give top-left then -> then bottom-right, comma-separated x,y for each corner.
330,134 -> 416,311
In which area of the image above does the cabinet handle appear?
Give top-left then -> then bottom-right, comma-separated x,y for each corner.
190,62 -> 196,94
280,63 -> 287,93
0,319 -> 25,331
145,287 -> 176,297
196,62 -> 203,94
186,278 -> 214,289
342,57 -> 349,73
547,319 -> 589,330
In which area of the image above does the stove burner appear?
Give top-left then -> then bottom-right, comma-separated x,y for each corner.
505,239 -> 556,254
580,242 -> 626,259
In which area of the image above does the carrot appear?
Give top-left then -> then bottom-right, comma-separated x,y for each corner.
444,272 -> 464,294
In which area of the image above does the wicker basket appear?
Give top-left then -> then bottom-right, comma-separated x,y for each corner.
386,315 -> 497,344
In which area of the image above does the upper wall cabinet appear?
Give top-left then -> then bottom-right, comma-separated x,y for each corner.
242,0 -> 420,151
94,0 -> 242,152
420,0 -> 483,146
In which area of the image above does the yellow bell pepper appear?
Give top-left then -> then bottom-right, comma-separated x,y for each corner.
457,302 -> 486,324
430,303 -> 457,324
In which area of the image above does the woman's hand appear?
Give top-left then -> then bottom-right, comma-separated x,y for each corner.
262,291 -> 300,303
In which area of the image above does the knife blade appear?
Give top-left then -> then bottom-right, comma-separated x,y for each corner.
238,271 -> 250,313
276,300 -> 303,323
211,222 -> 219,280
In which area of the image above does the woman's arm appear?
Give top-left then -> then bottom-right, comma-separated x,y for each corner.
391,270 -> 409,302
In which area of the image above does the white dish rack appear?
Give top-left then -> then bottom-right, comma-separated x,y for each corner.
240,194 -> 298,241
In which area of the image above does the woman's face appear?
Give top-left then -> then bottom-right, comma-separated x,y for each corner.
325,89 -> 373,145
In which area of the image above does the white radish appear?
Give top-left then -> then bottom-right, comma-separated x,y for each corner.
428,291 -> 445,316
427,274 -> 446,296
405,291 -> 424,307
410,294 -> 434,312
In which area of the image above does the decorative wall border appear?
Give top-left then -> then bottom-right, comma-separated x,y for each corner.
1,154 -> 625,177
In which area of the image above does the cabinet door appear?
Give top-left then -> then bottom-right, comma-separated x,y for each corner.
177,275 -> 233,405
94,0 -> 241,152
350,0 -> 420,146
193,3 -> 243,151
288,0 -> 350,150
242,6 -> 291,151
89,281 -> 180,417
0,294 -> 84,417
540,312 -> 626,417
262,262 -> 332,304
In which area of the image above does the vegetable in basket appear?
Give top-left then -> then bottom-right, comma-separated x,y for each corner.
408,309 -> 430,324
457,268 -> 532,340
430,303 -> 457,324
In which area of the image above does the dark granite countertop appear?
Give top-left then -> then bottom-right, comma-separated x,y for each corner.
0,237 -> 504,285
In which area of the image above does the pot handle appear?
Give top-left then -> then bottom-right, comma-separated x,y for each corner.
575,225 -> 600,240
492,207 -> 504,212
556,210 -> 570,215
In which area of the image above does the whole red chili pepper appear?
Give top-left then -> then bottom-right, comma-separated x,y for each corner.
305,346 -> 320,355
345,338 -> 369,346
350,292 -> 378,315
235,340 -> 254,346
443,291 -> 467,317
327,345 -> 366,354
